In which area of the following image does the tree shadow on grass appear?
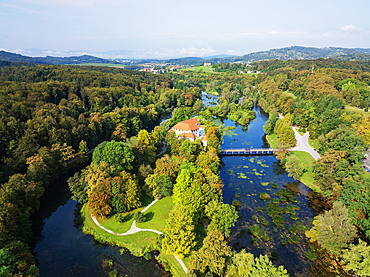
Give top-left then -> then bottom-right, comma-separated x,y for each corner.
144,212 -> 154,222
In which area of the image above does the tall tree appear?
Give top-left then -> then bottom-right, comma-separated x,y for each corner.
162,204 -> 196,258
306,201 -> 357,255
189,230 -> 231,276
92,140 -> 134,172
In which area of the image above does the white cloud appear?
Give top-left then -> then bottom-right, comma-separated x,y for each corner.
341,24 -> 361,33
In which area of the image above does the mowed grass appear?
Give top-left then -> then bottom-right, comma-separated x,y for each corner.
158,253 -> 187,277
137,196 -> 175,232
179,66 -> 214,73
345,105 -> 370,118
283,90 -> 297,99
266,133 -> 280,148
290,151 -> 321,193
81,204 -> 159,254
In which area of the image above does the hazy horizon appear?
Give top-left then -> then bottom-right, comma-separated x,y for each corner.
1,0 -> 369,59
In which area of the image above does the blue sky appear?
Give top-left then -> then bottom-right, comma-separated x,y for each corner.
0,0 -> 369,59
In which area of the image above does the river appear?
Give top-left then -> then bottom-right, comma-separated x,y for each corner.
32,92 -> 323,276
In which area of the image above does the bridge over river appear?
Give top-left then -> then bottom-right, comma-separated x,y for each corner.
220,148 -> 281,156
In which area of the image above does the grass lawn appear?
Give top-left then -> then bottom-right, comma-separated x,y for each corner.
282,90 -> 297,99
266,133 -> 280,148
345,105 -> 370,118
137,196 -> 175,232
290,151 -> 321,193
158,253 -> 187,277
179,66 -> 214,73
81,204 -> 159,256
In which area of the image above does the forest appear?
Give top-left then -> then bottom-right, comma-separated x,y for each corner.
0,58 -> 370,276
0,64 -> 202,276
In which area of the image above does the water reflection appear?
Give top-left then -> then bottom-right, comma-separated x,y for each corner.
32,167 -> 170,277
218,103 -> 319,276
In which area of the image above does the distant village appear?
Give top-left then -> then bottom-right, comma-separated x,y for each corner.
135,61 -> 261,74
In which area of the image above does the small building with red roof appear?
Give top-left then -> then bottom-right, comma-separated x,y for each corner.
169,118 -> 208,146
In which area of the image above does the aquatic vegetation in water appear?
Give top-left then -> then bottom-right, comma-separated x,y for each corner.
253,168 -> 257,171
286,205 -> 296,215
252,238 -> 258,245
305,250 -> 316,261
237,173 -> 247,179
272,215 -> 285,228
261,164 -> 269,167
261,217 -> 269,226
247,194 -> 251,196
243,165 -> 249,168
273,198 -> 279,204
228,169 -> 233,175
260,192 -> 271,201
249,224 -> 264,238
235,193 -> 240,198
282,240 -> 287,246
291,215 -> 298,221
289,226 -> 298,235
249,157 -> 255,163
257,207 -> 263,212
232,200 -> 241,210
270,252 -> 278,260
280,196 -> 287,202
255,172 -> 263,176
291,236 -> 299,244
261,182 -> 269,186
271,183 -> 278,189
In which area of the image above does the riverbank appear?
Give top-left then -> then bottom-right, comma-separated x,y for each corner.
266,134 -> 322,193
81,196 -> 188,277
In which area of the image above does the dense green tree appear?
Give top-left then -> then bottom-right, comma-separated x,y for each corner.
306,201 -> 357,255
189,230 -> 231,276
342,239 -> 370,276
92,140 -> 134,172
226,249 -> 254,277
173,160 -> 197,203
247,255 -> 289,277
68,170 -> 88,204
205,200 -> 238,238
162,204 -> 196,258
285,155 -> 304,180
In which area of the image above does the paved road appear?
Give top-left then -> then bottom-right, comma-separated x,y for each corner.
288,127 -> 321,161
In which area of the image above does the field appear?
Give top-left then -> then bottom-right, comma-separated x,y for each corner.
178,66 -> 214,73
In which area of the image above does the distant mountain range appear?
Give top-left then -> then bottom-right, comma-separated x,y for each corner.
234,46 -> 370,62
1,46 -> 370,67
0,50 -> 122,65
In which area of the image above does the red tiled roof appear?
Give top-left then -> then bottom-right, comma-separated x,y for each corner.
180,133 -> 196,138
171,118 -> 202,131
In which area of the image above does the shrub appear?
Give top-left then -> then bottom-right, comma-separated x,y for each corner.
134,211 -> 146,223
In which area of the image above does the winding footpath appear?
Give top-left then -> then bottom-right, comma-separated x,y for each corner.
90,199 -> 188,274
